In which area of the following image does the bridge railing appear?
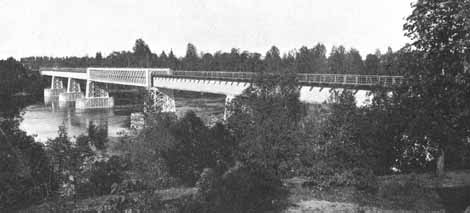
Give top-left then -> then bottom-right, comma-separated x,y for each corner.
165,71 -> 403,87
170,70 -> 256,81
39,67 -> 87,73
296,74 -> 403,87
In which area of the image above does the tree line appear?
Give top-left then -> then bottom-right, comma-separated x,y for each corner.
21,40 -> 402,75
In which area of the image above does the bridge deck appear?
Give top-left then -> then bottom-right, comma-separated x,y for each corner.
39,67 -> 403,88
40,71 -> 88,80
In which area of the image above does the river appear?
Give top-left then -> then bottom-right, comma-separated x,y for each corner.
20,92 -> 226,142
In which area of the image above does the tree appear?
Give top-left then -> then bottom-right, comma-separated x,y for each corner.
328,46 -> 347,74
346,49 -> 365,74
403,0 -> 470,175
227,71 -> 303,177
0,58 -> 45,117
132,39 -> 152,67
167,50 -> 179,70
310,43 -> 329,73
295,44 -> 328,73
183,43 -> 199,70
87,156 -> 127,196
229,48 -> 241,71
46,125 -> 74,185
127,111 -> 236,187
201,53 -> 214,70
0,58 -> 57,209
379,47 -> 397,75
88,121 -> 108,150
1,119 -> 56,209
159,51 -> 168,67
265,46 -> 281,73
364,54 -> 380,74
95,52 -> 103,66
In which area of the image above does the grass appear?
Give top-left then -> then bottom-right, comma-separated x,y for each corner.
285,176 -> 446,212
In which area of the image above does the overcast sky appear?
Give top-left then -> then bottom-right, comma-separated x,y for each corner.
0,0 -> 415,59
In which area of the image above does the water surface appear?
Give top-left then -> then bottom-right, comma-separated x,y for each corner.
20,93 -> 226,142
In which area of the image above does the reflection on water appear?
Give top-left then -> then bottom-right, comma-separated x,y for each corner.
20,100 -> 132,142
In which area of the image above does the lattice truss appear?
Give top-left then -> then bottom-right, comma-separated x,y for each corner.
67,79 -> 81,92
87,81 -> 109,98
147,88 -> 176,113
89,69 -> 147,86
51,76 -> 64,89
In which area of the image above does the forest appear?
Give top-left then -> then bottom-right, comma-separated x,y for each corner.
21,40 -> 401,76
1,0 -> 470,212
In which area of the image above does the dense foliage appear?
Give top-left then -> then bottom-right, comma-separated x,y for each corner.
227,71 -> 304,177
0,58 -> 53,210
0,120 -> 56,209
399,0 -> 470,174
128,111 -> 236,187
0,58 -> 46,118
21,39 -> 403,76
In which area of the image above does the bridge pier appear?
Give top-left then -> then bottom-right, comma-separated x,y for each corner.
76,80 -> 114,109
224,95 -> 235,120
44,76 -> 66,103
59,78 -> 84,103
146,88 -> 176,113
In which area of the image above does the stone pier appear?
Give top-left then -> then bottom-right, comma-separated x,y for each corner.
76,80 -> 114,109
44,76 -> 66,103
59,78 -> 84,103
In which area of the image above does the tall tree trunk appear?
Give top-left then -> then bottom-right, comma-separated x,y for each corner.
436,148 -> 445,176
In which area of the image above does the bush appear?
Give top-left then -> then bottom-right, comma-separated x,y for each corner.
129,111 -> 236,187
88,121 -> 108,150
187,163 -> 288,213
0,120 -> 57,210
77,156 -> 128,197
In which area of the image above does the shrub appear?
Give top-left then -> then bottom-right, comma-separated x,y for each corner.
129,111 -> 236,187
187,163 -> 288,213
77,156 -> 128,197
88,121 -> 108,150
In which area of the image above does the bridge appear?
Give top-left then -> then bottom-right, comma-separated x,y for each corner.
40,67 -> 403,118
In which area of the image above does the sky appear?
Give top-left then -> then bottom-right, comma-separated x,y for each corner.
0,0 -> 415,59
